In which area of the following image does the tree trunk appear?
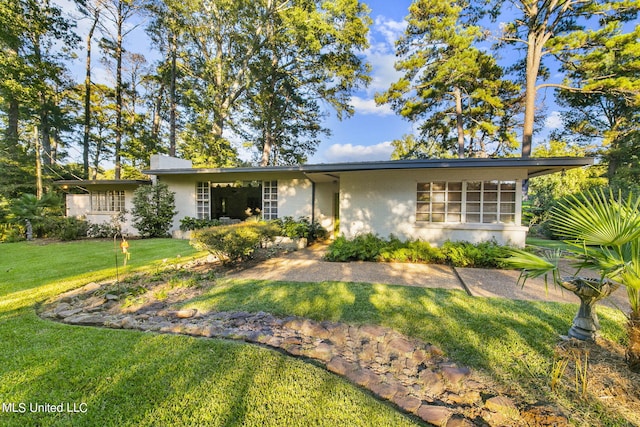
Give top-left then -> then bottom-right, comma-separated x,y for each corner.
39,93 -> 52,167
628,315 -> 640,373
34,127 -> 43,200
169,32 -> 177,157
260,130 -> 274,167
454,87 -> 464,158
83,10 -> 99,179
114,1 -> 124,180
6,97 -> 19,147
522,32 -> 541,159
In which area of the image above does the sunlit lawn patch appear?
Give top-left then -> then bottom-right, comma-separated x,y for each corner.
0,240 -> 419,427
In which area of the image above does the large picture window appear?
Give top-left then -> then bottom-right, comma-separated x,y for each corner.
262,180 -> 278,220
416,181 -> 516,224
91,191 -> 125,212
196,182 -> 210,220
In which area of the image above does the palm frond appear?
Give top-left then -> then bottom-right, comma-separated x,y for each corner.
502,248 -> 561,292
551,189 -> 640,247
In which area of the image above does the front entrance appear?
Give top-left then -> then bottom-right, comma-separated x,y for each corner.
209,183 -> 262,220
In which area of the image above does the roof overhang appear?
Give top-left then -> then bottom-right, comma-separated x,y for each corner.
54,179 -> 152,190
143,157 -> 594,181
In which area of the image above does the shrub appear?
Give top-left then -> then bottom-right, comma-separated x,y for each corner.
325,234 -> 510,267
0,223 -> 25,243
30,216 -> 89,241
440,240 -> 510,268
324,233 -> 387,262
190,221 -> 280,264
131,183 -> 177,238
271,216 -> 328,242
179,216 -> 222,231
52,217 -> 89,241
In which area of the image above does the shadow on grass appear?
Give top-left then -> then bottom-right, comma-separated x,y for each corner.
184,278 -> 627,401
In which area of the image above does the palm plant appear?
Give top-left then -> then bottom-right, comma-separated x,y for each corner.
505,189 -> 640,372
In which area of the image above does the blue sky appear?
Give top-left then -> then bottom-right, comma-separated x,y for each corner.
58,0 -> 563,166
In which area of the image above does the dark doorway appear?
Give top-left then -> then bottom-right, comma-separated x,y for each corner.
210,183 -> 262,220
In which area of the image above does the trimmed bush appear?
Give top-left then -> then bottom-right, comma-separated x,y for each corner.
190,221 -> 280,264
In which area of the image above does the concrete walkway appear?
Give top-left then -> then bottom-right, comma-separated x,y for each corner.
227,244 -> 631,312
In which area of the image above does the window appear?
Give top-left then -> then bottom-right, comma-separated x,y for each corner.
262,180 -> 278,220
91,191 -> 125,212
416,181 -> 516,224
196,182 -> 210,219
417,182 -> 462,223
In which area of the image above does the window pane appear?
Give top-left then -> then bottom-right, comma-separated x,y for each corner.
466,202 -> 481,213
500,213 -> 515,223
448,203 -> 461,213
484,182 -> 498,191
484,191 -> 498,202
501,191 -> 516,202
483,213 -> 498,223
417,183 -> 430,192
467,182 -> 481,191
501,182 -> 516,191
432,192 -> 446,202
431,213 -> 445,222
416,203 -> 430,213
432,202 -> 445,213
447,213 -> 461,222
416,213 -> 429,221
448,192 -> 462,202
448,182 -> 462,191
484,202 -> 498,213
466,213 -> 480,223
432,182 -> 446,191
467,191 -> 480,202
501,202 -> 515,214
417,193 -> 430,202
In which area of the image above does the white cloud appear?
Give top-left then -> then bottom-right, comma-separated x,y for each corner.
545,111 -> 563,130
359,16 -> 406,96
350,96 -> 394,116
325,141 -> 394,163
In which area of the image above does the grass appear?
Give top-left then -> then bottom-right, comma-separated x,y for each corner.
0,240 -> 419,427
182,279 -> 632,426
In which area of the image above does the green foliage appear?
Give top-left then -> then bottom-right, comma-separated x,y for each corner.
36,216 -> 89,241
0,223 -> 25,243
271,216 -> 328,242
190,222 -> 280,264
377,0 -> 520,158
179,216 -> 222,232
131,183 -> 177,238
527,141 -> 606,236
325,234 -> 510,267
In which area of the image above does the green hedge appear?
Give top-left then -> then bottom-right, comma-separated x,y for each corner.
190,222 -> 281,264
325,233 -> 511,268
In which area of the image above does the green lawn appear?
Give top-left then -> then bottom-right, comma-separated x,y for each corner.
0,240 -> 633,426
0,240 -> 418,427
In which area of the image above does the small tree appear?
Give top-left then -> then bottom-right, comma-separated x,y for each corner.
131,182 -> 176,238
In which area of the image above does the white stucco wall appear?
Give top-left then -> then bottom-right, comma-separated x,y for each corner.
338,168 -> 529,247
277,178 -> 313,219
66,191 -> 138,236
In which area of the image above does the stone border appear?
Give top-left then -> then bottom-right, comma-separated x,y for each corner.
39,282 -> 568,427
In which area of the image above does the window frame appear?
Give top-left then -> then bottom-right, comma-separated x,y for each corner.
262,180 -> 278,220
196,182 -> 210,220
416,180 -> 517,225
90,190 -> 125,213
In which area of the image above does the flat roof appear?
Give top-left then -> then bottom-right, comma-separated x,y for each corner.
143,157 -> 594,179
54,179 -> 152,187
